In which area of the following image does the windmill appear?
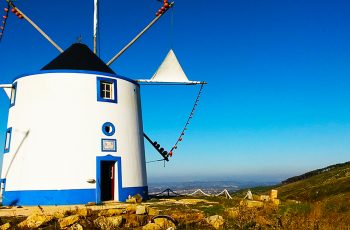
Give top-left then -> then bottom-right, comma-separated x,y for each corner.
0,0 -> 206,206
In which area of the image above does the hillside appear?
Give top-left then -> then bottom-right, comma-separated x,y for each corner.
282,161 -> 350,184
276,161 -> 350,202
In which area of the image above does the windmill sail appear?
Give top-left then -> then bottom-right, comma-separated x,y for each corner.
136,49 -> 204,85
151,49 -> 189,83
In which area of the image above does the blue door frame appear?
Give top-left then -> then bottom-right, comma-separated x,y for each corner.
96,155 -> 122,204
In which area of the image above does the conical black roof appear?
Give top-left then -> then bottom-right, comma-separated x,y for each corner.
41,43 -> 115,74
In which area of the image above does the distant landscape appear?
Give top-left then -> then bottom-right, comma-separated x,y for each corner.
1,161 -> 349,229
148,180 -> 277,195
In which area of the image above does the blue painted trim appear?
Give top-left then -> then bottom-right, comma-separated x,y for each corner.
101,139 -> 117,152
96,155 -> 120,204
2,189 -> 95,206
12,70 -> 139,86
4,127 -> 12,154
102,122 -> 115,136
1,186 -> 148,206
96,155 -> 148,203
96,77 -> 118,104
1,155 -> 149,205
119,186 -> 149,202
10,82 -> 17,107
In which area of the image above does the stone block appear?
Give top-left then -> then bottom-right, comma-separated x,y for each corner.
58,215 -> 80,228
206,215 -> 225,229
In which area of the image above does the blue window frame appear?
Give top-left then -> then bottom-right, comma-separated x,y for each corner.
10,82 -> 17,107
102,122 -> 115,136
97,77 -> 117,103
101,139 -> 117,152
4,127 -> 12,154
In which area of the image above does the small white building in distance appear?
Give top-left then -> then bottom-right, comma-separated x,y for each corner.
0,43 -> 148,205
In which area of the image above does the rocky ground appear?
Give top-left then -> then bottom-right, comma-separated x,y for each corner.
0,195 -> 349,229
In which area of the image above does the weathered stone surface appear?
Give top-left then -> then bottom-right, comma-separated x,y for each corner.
136,205 -> 147,215
126,197 -> 137,203
269,189 -> 278,200
18,214 -> 54,228
134,194 -> 143,203
94,216 -> 123,229
171,211 -> 205,224
58,215 -> 80,228
154,218 -> 176,229
0,223 -> 10,230
206,215 -> 225,229
271,198 -> 280,206
86,202 -> 96,206
126,194 -> 143,203
147,207 -> 160,216
124,214 -> 148,228
260,195 -> 270,202
98,208 -> 125,217
126,204 -> 137,214
142,223 -> 161,230
94,217 -> 109,229
107,216 -> 124,227
241,200 -> 264,208
53,211 -> 65,219
68,223 -> 84,230
76,208 -> 92,217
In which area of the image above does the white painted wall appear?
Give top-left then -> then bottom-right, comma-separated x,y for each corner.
1,72 -> 147,195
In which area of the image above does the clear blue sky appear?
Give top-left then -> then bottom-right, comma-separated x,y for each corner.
1,0 -> 350,183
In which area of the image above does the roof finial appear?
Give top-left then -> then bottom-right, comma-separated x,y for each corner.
76,35 -> 83,43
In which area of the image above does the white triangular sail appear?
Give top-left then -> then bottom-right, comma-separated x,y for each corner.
151,49 -> 190,83
136,49 -> 205,85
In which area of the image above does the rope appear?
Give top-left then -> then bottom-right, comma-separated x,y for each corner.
169,83 -> 205,156
215,189 -> 233,199
0,2 -> 10,42
146,159 -> 165,164
150,188 -> 182,197
187,189 -> 211,197
187,189 -> 233,199
150,188 -> 233,199
169,6 -> 174,48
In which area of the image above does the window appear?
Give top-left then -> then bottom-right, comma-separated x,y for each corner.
102,122 -> 115,136
10,82 -> 17,107
4,128 -> 12,153
97,77 -> 117,103
100,81 -> 113,99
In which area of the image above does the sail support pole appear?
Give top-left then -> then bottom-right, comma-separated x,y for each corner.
107,2 -> 175,66
6,1 -> 63,53
93,0 -> 99,54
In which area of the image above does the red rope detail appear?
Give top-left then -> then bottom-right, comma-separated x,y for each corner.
169,83 -> 205,156
0,2 -> 10,42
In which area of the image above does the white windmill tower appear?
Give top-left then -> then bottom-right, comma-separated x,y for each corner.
0,0 -> 206,206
